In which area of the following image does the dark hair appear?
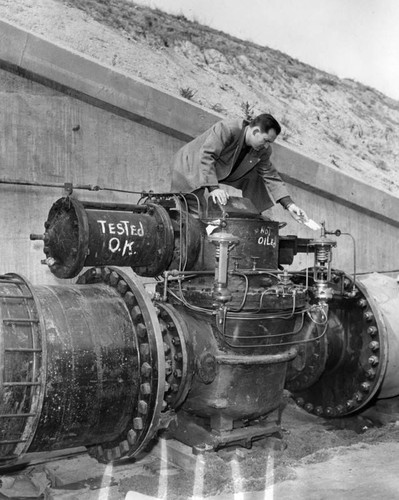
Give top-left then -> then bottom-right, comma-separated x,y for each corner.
249,114 -> 281,135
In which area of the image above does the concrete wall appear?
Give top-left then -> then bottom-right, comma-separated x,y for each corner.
1,20 -> 398,286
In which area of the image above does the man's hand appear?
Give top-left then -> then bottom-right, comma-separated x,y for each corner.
287,203 -> 308,224
210,188 -> 229,205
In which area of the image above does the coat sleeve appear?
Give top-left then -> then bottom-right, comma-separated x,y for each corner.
256,147 -> 290,203
198,121 -> 235,186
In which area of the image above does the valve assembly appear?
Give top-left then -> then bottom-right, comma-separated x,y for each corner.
1,192 -> 398,467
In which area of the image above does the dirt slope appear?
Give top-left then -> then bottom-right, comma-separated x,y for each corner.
1,0 -> 398,197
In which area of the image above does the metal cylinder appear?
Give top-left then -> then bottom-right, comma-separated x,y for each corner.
35,197 -> 175,278
0,268 -> 169,466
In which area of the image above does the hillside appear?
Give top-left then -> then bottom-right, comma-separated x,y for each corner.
1,0 -> 398,196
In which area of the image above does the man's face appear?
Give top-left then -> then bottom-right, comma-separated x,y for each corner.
247,127 -> 277,151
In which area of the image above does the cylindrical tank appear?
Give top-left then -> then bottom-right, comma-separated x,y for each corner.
31,197 -> 176,278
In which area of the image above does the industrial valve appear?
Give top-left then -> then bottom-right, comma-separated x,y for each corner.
1,192 -> 398,469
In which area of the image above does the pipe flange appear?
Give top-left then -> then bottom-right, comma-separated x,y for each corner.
79,267 -> 169,462
291,272 -> 388,418
155,303 -> 194,409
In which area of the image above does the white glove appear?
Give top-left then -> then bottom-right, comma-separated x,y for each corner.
287,203 -> 308,224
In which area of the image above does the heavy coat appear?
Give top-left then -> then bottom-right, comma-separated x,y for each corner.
170,119 -> 290,211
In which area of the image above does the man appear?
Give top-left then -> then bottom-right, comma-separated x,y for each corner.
170,113 -> 308,222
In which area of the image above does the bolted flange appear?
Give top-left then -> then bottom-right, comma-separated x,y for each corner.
81,267 -> 171,463
290,271 -> 388,418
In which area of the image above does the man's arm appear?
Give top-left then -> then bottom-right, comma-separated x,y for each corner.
258,150 -> 309,223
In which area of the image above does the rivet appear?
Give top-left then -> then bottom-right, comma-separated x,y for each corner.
174,369 -> 182,378
137,323 -> 147,339
174,352 -> 183,361
120,440 -> 130,454
117,280 -> 128,294
138,400 -> 148,414
346,399 -> 355,409
133,417 -> 143,430
367,326 -> 378,336
102,268 -> 111,281
358,298 -> 367,308
304,403 -> 314,412
325,406 -> 334,416
124,291 -> 135,307
131,305 -> 143,322
163,342 -> 170,353
315,406 -> 323,415
369,341 -> 379,351
296,398 -> 305,407
141,362 -> 152,377
355,392 -> 363,402
368,355 -> 379,366
127,429 -> 137,445
171,383 -> 179,392
336,405 -> 344,414
110,271 -> 119,286
140,382 -> 151,394
365,368 -> 376,379
360,382 -> 371,392
165,360 -> 173,375
363,311 -> 374,322
91,267 -> 102,278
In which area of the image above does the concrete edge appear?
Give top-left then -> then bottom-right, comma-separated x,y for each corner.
0,18 -> 220,142
1,19 -> 399,227
273,144 -> 399,228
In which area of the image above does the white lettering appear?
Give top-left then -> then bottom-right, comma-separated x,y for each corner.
109,237 -> 120,252
122,240 -> 134,256
257,235 -> 276,248
116,223 -> 123,235
98,220 -> 107,233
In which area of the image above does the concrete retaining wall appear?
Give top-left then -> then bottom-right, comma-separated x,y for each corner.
1,20 -> 398,285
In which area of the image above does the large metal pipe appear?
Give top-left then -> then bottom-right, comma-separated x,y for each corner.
0,268 -> 169,466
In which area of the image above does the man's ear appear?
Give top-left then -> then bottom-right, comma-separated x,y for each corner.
251,126 -> 261,136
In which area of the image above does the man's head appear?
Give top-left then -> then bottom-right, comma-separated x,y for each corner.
245,114 -> 281,151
